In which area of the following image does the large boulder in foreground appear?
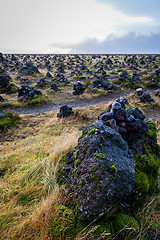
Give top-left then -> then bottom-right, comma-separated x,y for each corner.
58,98 -> 160,221
61,122 -> 135,220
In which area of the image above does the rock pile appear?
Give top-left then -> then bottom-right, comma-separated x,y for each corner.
119,71 -> 130,82
0,52 -> 4,63
36,78 -> 49,88
73,82 -> 85,95
135,88 -> 155,103
155,91 -> 160,97
45,71 -> 53,78
50,81 -> 59,92
131,72 -> 142,83
0,74 -> 17,93
0,75 -> 11,89
17,61 -> 39,75
15,76 -> 31,83
55,73 -> 70,84
57,105 -> 74,118
58,98 -> 160,221
90,78 -> 119,91
18,85 -> 42,102
0,66 -> 5,74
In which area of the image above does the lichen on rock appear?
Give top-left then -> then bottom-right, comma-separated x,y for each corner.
57,97 -> 160,223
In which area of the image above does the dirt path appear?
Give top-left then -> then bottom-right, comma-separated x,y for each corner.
13,91 -> 134,115
11,88 -> 159,116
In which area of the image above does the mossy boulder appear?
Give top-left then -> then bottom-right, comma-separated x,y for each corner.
0,112 -> 20,131
17,61 -> 39,75
58,122 -> 135,220
57,98 -> 159,237
0,75 -> 18,93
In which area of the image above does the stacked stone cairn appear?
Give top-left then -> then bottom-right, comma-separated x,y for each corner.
58,97 -> 160,223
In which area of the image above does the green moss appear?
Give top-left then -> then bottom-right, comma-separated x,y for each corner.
45,89 -> 56,94
88,128 -> 96,135
0,82 -> 18,94
135,151 -> 160,193
8,82 -> 18,93
114,213 -> 139,237
82,143 -> 87,153
135,152 -> 160,174
50,205 -> 75,240
94,153 -> 106,160
145,120 -> 157,139
90,172 -> 99,183
79,180 -> 84,187
99,143 -> 103,151
125,103 -> 135,110
92,165 -> 98,172
74,150 -> 79,160
105,163 -> 117,182
135,170 -> 150,193
75,159 -> 81,168
30,95 -> 47,105
100,136 -> 105,142
92,220 -> 113,239
79,129 -> 88,140
0,112 -> 20,131
78,132 -> 84,140
97,183 -> 102,192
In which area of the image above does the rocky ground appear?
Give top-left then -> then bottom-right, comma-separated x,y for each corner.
0,53 -> 160,240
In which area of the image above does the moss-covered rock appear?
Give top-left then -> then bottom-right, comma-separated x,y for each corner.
0,112 -> 20,131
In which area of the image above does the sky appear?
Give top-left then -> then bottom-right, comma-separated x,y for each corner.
0,0 -> 160,54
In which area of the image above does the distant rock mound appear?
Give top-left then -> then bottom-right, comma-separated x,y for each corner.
18,84 -> 42,102
17,61 -> 39,75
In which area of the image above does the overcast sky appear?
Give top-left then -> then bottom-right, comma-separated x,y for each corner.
0,0 -> 160,54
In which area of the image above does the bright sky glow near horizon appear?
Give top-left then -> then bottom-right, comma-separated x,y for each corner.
0,0 -> 160,54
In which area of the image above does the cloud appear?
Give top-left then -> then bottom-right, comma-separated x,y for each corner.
97,0 -> 160,19
49,32 -> 160,54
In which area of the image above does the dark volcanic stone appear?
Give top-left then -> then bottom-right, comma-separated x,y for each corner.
51,81 -> 59,91
17,61 -> 39,75
62,123 -> 135,220
18,84 -> 42,100
36,78 -> 49,88
57,105 -> 74,118
139,92 -> 155,103
0,75 -> 11,88
73,81 -> 85,95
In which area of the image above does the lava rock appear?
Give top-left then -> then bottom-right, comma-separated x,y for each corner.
139,92 -> 155,103
131,72 -> 142,83
17,61 -> 39,75
155,91 -> 160,97
135,88 -> 143,96
51,81 -> 59,91
0,75 -> 11,88
61,123 -> 135,220
73,82 -> 85,95
0,66 -> 5,74
18,84 -> 42,101
57,105 -> 74,118
45,71 -> 53,78
36,78 -> 49,88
